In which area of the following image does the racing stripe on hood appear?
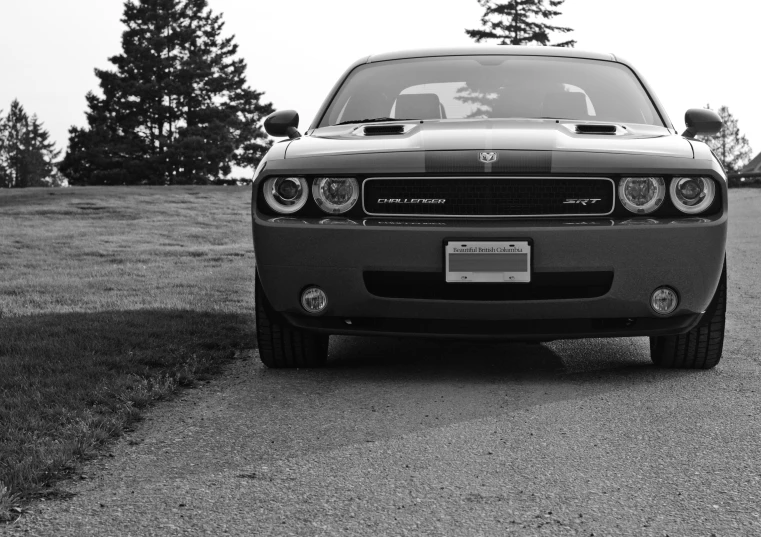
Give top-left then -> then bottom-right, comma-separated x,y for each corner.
424,150 -> 552,174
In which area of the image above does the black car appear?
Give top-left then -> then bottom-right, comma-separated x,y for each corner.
252,46 -> 727,370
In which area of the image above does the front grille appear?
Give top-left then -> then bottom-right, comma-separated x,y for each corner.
363,177 -> 615,217
364,271 -> 614,301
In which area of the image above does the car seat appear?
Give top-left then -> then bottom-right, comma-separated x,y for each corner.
395,93 -> 444,120
542,91 -> 589,120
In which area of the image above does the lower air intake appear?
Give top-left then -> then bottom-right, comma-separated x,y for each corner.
364,271 -> 614,301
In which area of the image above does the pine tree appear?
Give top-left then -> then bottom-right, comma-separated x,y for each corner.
466,0 -> 575,47
25,115 -> 62,186
0,100 -> 61,187
698,105 -> 753,174
61,0 -> 274,185
0,108 -> 8,188
1,102 -> 46,187
2,100 -> 29,188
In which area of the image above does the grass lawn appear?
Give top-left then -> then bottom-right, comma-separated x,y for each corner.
0,186 -> 255,520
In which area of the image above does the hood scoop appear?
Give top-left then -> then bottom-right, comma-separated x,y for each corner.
574,124 -> 621,135
353,124 -> 412,137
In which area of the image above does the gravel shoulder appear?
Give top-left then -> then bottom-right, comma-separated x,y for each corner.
5,189 -> 761,537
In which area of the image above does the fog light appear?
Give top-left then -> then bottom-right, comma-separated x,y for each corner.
651,287 -> 678,315
301,287 -> 328,314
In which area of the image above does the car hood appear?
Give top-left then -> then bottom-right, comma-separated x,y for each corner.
287,119 -> 692,159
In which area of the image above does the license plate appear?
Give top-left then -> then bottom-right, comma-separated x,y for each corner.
445,240 -> 531,283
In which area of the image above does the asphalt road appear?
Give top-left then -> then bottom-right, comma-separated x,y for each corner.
6,189 -> 761,537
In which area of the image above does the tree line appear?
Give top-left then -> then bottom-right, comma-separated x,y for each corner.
0,0 -> 755,188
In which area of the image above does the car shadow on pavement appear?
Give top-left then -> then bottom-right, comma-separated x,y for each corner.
325,334 -> 651,379
327,335 -> 565,375
233,335 -> 675,466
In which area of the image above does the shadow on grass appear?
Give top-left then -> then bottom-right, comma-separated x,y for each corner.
0,309 -> 252,516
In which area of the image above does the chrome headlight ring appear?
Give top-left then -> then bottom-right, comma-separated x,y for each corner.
618,177 -> 666,214
263,177 -> 308,214
670,177 -> 716,214
312,177 -> 359,214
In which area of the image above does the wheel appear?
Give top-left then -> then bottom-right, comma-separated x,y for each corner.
649,262 -> 727,369
255,273 -> 329,368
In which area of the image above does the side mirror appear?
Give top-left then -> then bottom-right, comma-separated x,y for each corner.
264,110 -> 301,139
682,108 -> 722,138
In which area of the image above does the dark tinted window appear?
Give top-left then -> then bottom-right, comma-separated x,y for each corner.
320,56 -> 664,127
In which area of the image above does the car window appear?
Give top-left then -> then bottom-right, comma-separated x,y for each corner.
391,82 -> 480,120
322,56 -> 663,127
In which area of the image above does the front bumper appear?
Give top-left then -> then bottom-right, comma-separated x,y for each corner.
253,211 -> 727,339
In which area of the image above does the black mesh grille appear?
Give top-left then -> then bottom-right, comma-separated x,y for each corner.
363,177 -> 614,216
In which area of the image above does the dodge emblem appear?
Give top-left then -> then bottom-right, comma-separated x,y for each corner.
479,151 -> 498,163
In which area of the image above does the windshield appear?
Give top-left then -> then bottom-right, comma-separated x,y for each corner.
319,56 -> 664,128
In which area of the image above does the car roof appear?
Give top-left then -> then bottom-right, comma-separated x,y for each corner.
367,46 -> 617,64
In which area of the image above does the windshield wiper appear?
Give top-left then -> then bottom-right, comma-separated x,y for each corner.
336,117 -> 416,125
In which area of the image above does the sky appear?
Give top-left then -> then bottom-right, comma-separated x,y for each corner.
1,0 -> 758,169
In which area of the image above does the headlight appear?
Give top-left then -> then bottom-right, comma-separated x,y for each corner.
618,177 -> 666,214
312,177 -> 359,214
263,177 -> 308,214
670,177 -> 716,214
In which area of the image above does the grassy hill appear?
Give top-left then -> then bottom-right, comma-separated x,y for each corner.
0,186 -> 255,518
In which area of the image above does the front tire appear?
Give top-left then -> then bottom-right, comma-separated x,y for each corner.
649,262 -> 727,369
255,273 -> 329,368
